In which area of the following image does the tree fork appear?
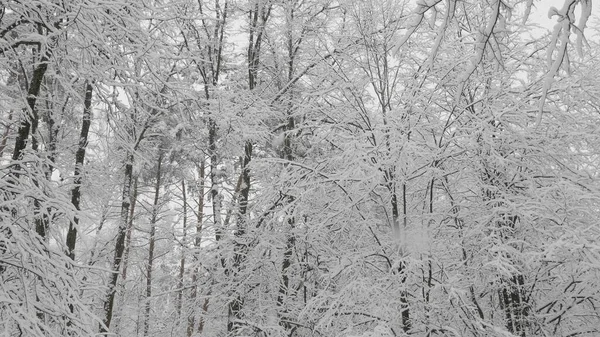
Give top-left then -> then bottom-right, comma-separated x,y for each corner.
12,55 -> 49,163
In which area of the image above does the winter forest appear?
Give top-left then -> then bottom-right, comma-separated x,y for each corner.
2,0 -> 600,336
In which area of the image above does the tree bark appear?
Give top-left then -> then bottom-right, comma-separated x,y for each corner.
226,2 -> 271,332
188,161 -> 206,337
0,110 -> 13,158
143,152 -> 163,336
12,55 -> 48,163
121,177 -> 138,280
177,179 -> 188,319
8,55 -> 50,241
67,81 -> 93,260
101,153 -> 134,333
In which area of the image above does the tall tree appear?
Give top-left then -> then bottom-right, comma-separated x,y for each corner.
66,81 -> 93,260
143,151 -> 164,336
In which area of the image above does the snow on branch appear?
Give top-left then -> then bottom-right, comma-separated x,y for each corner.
538,0 -> 591,128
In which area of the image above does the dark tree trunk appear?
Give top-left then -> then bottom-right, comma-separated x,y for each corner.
12,55 -> 49,163
101,153 -> 134,333
9,55 -> 50,240
226,3 -> 271,332
499,215 -> 528,336
121,177 -> 138,280
143,152 -> 163,336
177,179 -> 187,318
0,110 -> 13,158
188,161 -> 205,337
67,81 -> 93,260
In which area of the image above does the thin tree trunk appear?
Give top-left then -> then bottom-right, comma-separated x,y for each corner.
400,181 -> 410,332
121,177 -> 139,280
197,298 -> 210,334
10,55 -> 50,240
0,110 -> 13,158
43,84 -> 63,176
67,81 -> 93,260
192,1 -> 230,333
208,117 -> 222,238
389,178 -> 410,332
226,3 -> 270,332
188,161 -> 205,337
228,141 -> 253,333
275,4 -> 299,333
12,55 -> 48,163
101,153 -> 134,333
0,66 -> 18,158
423,177 -> 435,334
499,215 -> 528,336
143,152 -> 163,336
177,179 -> 187,319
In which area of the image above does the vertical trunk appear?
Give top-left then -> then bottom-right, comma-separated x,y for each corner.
197,298 -> 210,335
389,179 -> 410,332
188,161 -> 205,337
499,215 -> 528,336
278,126 -> 295,333
377,29 -> 411,331
121,177 -> 139,280
481,165 -> 528,335
190,0 -> 228,323
101,153 -> 134,333
401,182 -> 410,332
0,66 -> 18,158
208,117 -> 222,239
143,152 -> 163,336
177,179 -> 188,318
379,74 -> 410,331
276,232 -> 294,312
238,143 -> 252,217
11,56 -> 50,239
12,55 -> 49,163
226,3 -> 270,332
276,3 -> 299,333
228,142 -> 253,333
500,275 -> 528,336
67,81 -> 93,260
0,110 -> 13,158
43,87 -> 62,177
423,178 -> 435,334
195,1 -> 231,332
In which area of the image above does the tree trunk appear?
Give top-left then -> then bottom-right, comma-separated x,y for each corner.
208,117 -> 222,239
12,55 -> 48,163
226,3 -> 271,332
228,141 -> 253,333
101,153 -> 134,333
499,214 -> 528,336
143,152 -> 163,336
177,179 -> 188,319
0,110 -> 13,158
188,161 -> 206,337
67,81 -> 93,260
121,177 -> 139,280
9,55 -> 50,240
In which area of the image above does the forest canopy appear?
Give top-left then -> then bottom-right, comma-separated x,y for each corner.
1,0 -> 600,336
